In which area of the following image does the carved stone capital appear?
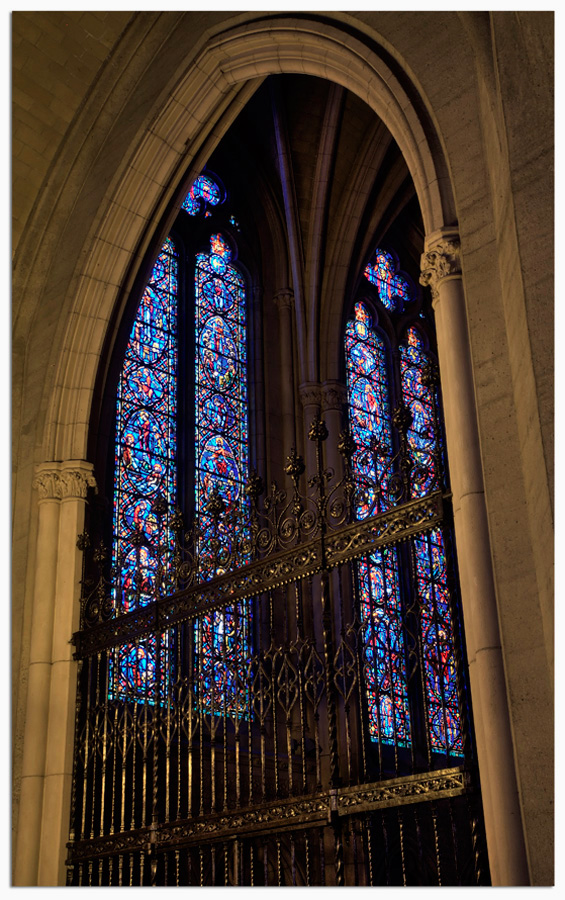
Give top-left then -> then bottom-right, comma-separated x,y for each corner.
322,380 -> 348,412
33,461 -> 97,501
299,381 -> 322,410
420,231 -> 461,299
273,289 -> 294,312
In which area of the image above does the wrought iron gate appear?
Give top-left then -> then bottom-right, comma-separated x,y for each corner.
67,418 -> 489,885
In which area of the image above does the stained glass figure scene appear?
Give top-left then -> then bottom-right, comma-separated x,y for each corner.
400,325 -> 440,497
194,231 -> 250,716
358,551 -> 411,746
414,529 -> 463,755
364,248 -> 412,311
345,302 -> 393,518
109,237 -> 178,701
347,249 -> 462,755
345,300 -> 411,747
182,173 -> 223,216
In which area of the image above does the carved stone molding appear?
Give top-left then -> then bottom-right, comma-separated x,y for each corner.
273,288 -> 294,312
299,381 -> 322,409
33,462 -> 97,501
322,380 -> 348,412
420,232 -> 461,300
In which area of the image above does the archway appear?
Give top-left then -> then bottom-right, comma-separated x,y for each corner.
13,14 -> 526,886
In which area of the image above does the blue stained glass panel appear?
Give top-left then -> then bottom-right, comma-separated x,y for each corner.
194,232 -> 250,716
182,174 -> 223,216
413,529 -> 463,756
359,551 -> 411,746
400,326 -> 439,497
345,301 -> 412,747
364,249 -> 412,311
345,302 -> 393,518
109,237 -> 178,702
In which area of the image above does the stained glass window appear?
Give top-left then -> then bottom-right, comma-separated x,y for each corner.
347,248 -> 463,756
399,326 -> 462,755
182,174 -> 222,216
413,530 -> 463,755
194,232 -> 250,717
110,172 -> 250,714
364,248 -> 412,311
345,301 -> 411,746
400,326 -> 439,497
109,237 -> 178,702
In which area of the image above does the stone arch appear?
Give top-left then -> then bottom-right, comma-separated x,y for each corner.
16,13 -> 532,888
39,15 -> 455,465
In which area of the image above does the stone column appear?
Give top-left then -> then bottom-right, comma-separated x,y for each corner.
15,461 -> 96,886
15,467 -> 61,886
420,229 -> 529,886
321,380 -> 348,485
273,289 -> 296,455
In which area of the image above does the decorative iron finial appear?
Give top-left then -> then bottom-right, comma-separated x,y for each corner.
151,493 -> 168,517
77,531 -> 90,552
206,485 -> 226,520
337,429 -> 356,460
284,448 -> 305,479
93,541 -> 108,564
308,415 -> 328,442
245,468 -> 264,502
170,506 -> 184,533
421,360 -> 440,389
392,404 -> 412,434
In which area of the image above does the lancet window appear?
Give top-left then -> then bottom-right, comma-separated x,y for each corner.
109,237 -> 178,702
108,173 -> 250,706
345,248 -> 463,757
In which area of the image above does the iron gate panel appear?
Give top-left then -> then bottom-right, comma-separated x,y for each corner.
67,424 -> 489,886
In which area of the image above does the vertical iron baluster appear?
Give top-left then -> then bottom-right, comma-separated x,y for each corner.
198,635 -> 205,816
164,628 -> 172,825
141,638 -> 149,830
130,667 -> 138,832
430,800 -> 442,885
351,818 -> 359,886
247,629 -> 254,808
304,577 -> 322,791
380,810 -> 388,885
294,581 -> 308,794
222,609 -> 229,812
119,669 -> 128,836
336,565 -> 353,785
90,653 -> 102,839
304,832 -> 311,885
185,629 -> 193,820
276,835 -> 282,885
319,827 -> 326,885
109,690 -> 119,838
398,808 -> 407,886
269,589 -> 280,798
350,564 -> 369,783
291,835 -> 296,885
68,654 -> 83,872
